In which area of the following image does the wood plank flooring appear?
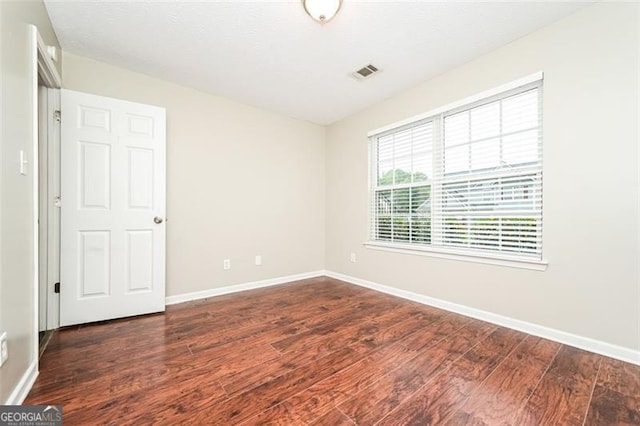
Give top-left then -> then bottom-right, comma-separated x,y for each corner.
26,277 -> 640,425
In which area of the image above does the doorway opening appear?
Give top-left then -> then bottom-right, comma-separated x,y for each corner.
34,26 -> 61,356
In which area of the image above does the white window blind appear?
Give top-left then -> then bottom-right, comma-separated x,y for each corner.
370,80 -> 542,260
374,122 -> 433,244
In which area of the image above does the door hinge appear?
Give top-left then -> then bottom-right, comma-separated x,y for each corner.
54,110 -> 61,122
54,282 -> 60,293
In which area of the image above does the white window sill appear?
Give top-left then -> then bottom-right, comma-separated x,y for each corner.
363,241 -> 548,271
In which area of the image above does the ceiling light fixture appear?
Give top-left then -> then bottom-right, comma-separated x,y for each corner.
302,0 -> 342,24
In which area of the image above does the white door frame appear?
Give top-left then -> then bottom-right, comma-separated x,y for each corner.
37,86 -> 48,332
37,87 -> 61,331
45,88 -> 61,330
32,24 -> 62,345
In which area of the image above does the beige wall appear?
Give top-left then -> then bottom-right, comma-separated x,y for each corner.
62,52 -> 326,298
1,0 -> 637,404
0,0 -> 61,403
325,2 -> 639,351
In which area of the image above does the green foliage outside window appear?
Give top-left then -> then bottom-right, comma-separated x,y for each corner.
376,169 -> 431,244
375,169 -> 537,253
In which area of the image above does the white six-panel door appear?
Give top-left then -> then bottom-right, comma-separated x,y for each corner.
60,89 -> 166,326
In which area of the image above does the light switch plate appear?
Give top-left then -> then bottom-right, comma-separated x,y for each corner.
19,150 -> 27,175
0,332 -> 8,367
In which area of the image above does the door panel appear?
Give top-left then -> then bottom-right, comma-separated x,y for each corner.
127,148 -> 153,209
126,230 -> 154,293
80,141 -> 111,209
79,231 -> 111,297
60,89 -> 166,326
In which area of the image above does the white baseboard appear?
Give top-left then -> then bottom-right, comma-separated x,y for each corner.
165,270 -> 326,305
4,360 -> 39,405
165,268 -> 639,365
325,270 -> 640,366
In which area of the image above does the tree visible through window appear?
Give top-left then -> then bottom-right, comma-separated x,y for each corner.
375,123 -> 432,244
370,80 -> 542,260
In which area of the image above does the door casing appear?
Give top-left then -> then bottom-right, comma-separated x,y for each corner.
37,86 -> 61,331
34,26 -> 62,337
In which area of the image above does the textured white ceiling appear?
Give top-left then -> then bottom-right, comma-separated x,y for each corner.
44,1 -> 590,125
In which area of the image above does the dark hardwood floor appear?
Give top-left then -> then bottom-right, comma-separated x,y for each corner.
26,277 -> 640,425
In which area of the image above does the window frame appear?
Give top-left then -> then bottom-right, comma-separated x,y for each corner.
371,118 -> 435,246
365,73 -> 548,271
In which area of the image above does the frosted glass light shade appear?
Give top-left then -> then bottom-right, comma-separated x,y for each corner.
302,0 -> 342,23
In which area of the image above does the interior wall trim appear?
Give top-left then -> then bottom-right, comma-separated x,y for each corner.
165,270 -> 326,305
4,360 -> 38,405
324,270 -> 640,366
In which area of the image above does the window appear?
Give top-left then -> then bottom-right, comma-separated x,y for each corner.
369,76 -> 543,264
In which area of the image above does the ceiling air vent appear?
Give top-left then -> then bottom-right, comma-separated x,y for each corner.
352,64 -> 380,81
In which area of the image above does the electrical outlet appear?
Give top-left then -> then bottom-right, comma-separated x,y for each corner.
223,259 -> 231,270
350,252 -> 357,263
255,255 -> 262,266
0,332 -> 8,367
